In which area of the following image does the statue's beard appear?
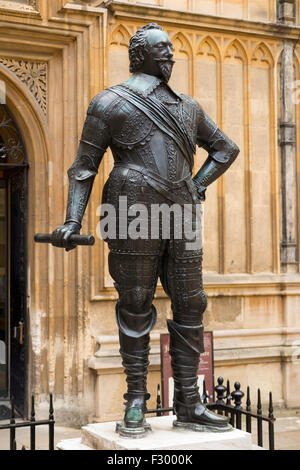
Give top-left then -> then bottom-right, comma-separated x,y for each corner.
154,59 -> 175,83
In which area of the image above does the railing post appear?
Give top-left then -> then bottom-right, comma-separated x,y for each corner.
257,389 -> 263,448
156,384 -> 162,417
215,377 -> 226,404
49,393 -> 55,451
231,382 -> 244,430
30,395 -> 36,451
10,400 -> 16,451
225,380 -> 231,417
246,386 -> 251,434
225,380 -> 235,427
268,391 -> 275,450
214,377 -> 226,415
201,379 -> 209,404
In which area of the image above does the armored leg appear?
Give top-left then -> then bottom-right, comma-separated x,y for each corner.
164,254 -> 231,431
109,253 -> 159,437
167,320 -> 231,431
116,330 -> 153,437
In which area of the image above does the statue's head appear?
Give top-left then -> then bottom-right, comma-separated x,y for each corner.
129,23 -> 175,83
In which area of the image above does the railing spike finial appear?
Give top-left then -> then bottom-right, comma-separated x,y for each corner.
257,388 -> 262,415
231,382 -> 244,409
268,391 -> 275,450
49,393 -> 55,451
226,380 -> 231,406
231,382 -> 244,430
268,391 -> 274,420
257,388 -> 263,447
246,386 -> 252,433
246,386 -> 251,411
224,379 -> 231,419
49,393 -> 54,420
214,376 -> 226,404
31,395 -> 35,421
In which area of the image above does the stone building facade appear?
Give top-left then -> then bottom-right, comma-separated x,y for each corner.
0,0 -> 300,425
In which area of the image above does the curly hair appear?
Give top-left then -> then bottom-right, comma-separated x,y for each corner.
129,23 -> 163,74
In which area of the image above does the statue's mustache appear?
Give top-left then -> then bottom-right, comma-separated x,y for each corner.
153,58 -> 175,64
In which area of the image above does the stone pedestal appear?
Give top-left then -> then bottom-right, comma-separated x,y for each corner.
57,415 -> 255,450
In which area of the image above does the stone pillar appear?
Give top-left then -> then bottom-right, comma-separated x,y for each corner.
278,1 -> 298,272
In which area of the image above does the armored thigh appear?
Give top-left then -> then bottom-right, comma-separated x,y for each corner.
159,190 -> 207,326
158,195 -> 206,326
166,253 -> 207,325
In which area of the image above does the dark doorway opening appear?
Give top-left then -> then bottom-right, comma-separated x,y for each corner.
0,104 -> 28,418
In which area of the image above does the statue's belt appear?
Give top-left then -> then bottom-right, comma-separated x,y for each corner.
111,85 -> 195,171
113,162 -> 199,207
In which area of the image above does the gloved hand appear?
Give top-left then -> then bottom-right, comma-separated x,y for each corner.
51,221 -> 81,251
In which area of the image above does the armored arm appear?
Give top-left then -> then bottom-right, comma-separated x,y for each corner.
65,95 -> 111,226
52,94 -> 111,250
65,140 -> 106,229
193,106 -> 239,201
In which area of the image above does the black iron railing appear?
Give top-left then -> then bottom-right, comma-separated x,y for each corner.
0,394 -> 55,450
1,381 -> 275,450
146,377 -> 276,450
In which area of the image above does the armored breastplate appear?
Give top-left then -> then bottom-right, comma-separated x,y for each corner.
109,83 -> 197,181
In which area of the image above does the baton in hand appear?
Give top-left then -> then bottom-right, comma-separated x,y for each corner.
34,233 -> 95,246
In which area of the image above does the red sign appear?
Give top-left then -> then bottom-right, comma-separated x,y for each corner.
160,331 -> 214,410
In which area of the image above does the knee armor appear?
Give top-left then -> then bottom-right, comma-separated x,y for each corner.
115,284 -> 157,338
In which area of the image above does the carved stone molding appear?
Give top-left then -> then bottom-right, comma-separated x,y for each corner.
28,0 -> 38,9
0,0 -> 39,14
277,0 -> 296,24
0,58 -> 47,115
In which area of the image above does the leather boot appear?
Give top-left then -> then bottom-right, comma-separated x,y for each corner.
116,331 -> 151,437
167,320 -> 232,432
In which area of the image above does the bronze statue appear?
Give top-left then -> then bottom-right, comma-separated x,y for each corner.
49,24 -> 239,437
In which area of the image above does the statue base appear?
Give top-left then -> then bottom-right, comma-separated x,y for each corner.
115,420 -> 152,438
57,415 -> 258,450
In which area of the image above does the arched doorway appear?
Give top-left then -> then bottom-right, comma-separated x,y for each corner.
0,103 -> 27,418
